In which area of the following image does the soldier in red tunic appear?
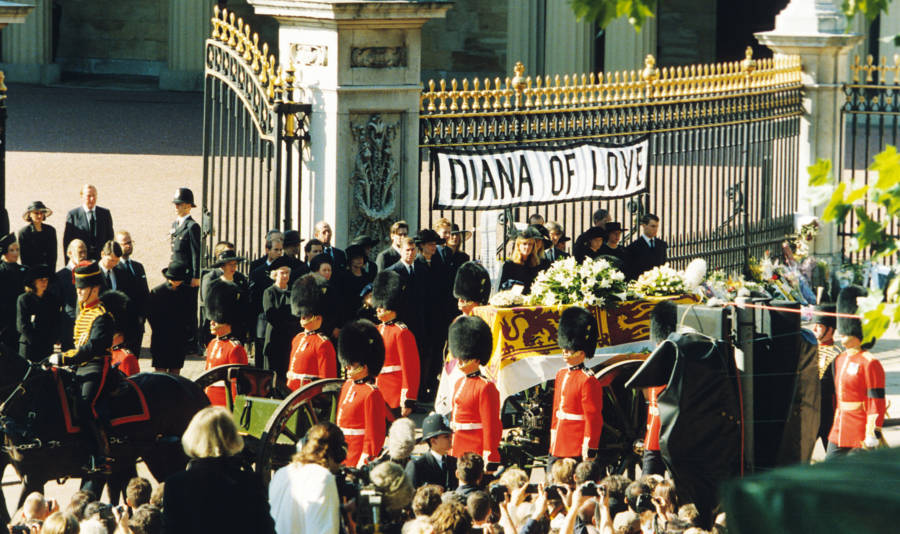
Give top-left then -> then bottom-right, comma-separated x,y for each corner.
203,282 -> 248,406
336,319 -> 387,467
826,285 -> 887,459
448,315 -> 501,463
372,271 -> 420,417
549,306 -> 603,462
100,290 -> 141,376
286,273 -> 337,390
641,300 -> 677,475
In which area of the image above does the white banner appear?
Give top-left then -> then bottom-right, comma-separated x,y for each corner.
432,138 -> 649,210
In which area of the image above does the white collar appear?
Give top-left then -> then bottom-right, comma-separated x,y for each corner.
176,214 -> 190,226
643,234 -> 654,246
429,449 -> 444,465
83,206 -> 95,215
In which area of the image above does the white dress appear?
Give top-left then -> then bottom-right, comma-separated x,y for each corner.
269,462 -> 340,534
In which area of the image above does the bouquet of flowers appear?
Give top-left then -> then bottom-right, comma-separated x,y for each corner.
527,256 -> 627,308
489,289 -> 527,308
628,264 -> 686,298
702,269 -> 769,301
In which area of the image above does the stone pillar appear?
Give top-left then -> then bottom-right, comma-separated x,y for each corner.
0,0 -> 59,84
603,15 -> 657,74
544,0 -> 593,74
160,0 -> 215,91
246,0 -> 451,248
506,0 -> 544,75
756,0 -> 863,260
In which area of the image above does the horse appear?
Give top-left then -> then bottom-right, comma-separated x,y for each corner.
0,350 -> 209,523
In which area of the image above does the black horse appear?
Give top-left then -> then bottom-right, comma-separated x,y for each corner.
0,351 -> 209,523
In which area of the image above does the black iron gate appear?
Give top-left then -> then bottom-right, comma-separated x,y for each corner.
419,50 -> 802,274
202,7 -> 310,268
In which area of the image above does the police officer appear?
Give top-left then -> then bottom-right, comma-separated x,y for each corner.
170,187 -> 201,351
372,271 -> 420,418
47,262 -> 114,473
203,282 -> 249,406
285,273 -> 336,391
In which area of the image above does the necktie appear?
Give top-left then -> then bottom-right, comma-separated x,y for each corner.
127,260 -> 135,276
649,238 -> 654,249
89,211 -> 96,238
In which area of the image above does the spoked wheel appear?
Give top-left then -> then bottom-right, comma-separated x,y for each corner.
256,378 -> 343,484
193,364 -> 251,410
592,357 -> 648,479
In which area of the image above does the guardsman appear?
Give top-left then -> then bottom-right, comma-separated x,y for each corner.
203,282 -> 248,406
101,290 -> 141,376
641,300 -> 677,475
372,271 -> 420,418
453,261 -> 491,316
812,302 -> 841,450
47,261 -> 114,473
286,273 -> 337,391
549,306 -> 603,461
448,315 -> 501,463
336,319 -> 387,467
826,286 -> 887,459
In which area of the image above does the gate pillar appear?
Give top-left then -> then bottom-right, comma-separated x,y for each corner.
247,0 -> 452,248
755,1 -> 862,262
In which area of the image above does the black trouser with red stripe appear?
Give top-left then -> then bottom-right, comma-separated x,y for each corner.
76,359 -> 111,461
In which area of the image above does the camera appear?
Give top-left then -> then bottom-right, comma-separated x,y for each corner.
489,483 -> 508,503
544,484 -> 565,500
634,493 -> 655,513
336,466 -> 405,534
580,481 -> 598,497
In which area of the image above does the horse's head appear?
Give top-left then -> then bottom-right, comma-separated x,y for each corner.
0,356 -> 65,444
0,347 -> 29,396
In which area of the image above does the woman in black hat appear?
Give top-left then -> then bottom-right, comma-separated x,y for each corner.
497,227 -> 542,294
572,226 -> 608,264
147,260 -> 194,375
18,201 -> 58,269
598,222 -> 628,265
201,243 -> 250,346
0,233 -> 27,350
340,245 -> 374,324
262,257 -> 299,381
16,264 -> 61,362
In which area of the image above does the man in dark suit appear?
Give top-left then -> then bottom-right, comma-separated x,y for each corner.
625,213 -> 667,280
376,220 -> 409,271
414,228 -> 450,400
63,184 -> 114,261
249,230 -> 283,273
386,236 -> 427,352
249,234 -> 284,359
98,240 -> 127,291
405,413 -> 458,491
53,238 -> 87,350
114,230 -> 150,355
170,187 -> 202,351
314,221 -> 347,271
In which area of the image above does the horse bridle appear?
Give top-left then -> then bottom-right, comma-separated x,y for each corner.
0,363 -> 35,416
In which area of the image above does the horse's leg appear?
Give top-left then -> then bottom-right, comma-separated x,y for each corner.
0,454 -> 11,525
105,461 -> 138,506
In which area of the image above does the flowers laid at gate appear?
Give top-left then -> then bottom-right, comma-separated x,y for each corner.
527,256 -> 627,308
628,264 -> 686,298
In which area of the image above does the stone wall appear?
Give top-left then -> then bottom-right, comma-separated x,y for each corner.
56,0 -> 168,63
421,0 -> 508,82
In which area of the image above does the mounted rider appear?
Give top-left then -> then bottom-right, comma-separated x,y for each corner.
48,261 -> 114,473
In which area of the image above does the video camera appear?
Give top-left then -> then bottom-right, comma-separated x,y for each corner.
336,466 -> 407,534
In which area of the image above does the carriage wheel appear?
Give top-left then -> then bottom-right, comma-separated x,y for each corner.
255,378 -> 343,485
593,359 -> 648,479
193,364 -> 251,411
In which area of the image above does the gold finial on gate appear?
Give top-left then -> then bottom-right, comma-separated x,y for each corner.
740,47 -> 756,74
251,34 -> 261,73
211,5 -> 221,39
641,55 -> 659,82
227,13 -> 237,48
512,62 -> 526,91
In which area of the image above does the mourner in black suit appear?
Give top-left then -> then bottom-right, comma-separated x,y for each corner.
598,221 -> 628,270
18,201 -> 58,268
405,413 -> 458,491
148,260 -> 194,374
314,221 -> 347,271
625,213 -> 667,280
0,234 -> 27,351
376,220 -> 409,271
249,230 -> 284,274
386,237 -> 427,355
414,229 -> 451,399
171,187 -> 202,351
249,238 -> 284,359
16,264 -> 61,362
62,184 -> 114,261
544,222 -> 570,262
114,230 -> 150,355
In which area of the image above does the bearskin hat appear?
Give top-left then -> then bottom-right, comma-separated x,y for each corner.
453,261 -> 491,304
206,282 -> 242,325
812,303 -> 836,330
837,285 -> 873,348
448,315 -> 493,365
291,273 -> 326,318
558,306 -> 598,356
650,300 -> 678,345
372,271 -> 403,311
99,290 -> 133,334
338,319 -> 385,376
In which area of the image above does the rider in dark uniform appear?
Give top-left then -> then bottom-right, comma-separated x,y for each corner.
48,261 -> 114,473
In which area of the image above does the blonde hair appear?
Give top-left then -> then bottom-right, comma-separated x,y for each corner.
41,512 -> 80,534
549,458 -> 577,486
435,218 -> 452,231
499,467 -> 529,490
511,236 -> 539,267
181,406 -> 244,458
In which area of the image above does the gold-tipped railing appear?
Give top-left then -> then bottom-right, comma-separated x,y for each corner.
421,47 -> 802,115
849,54 -> 900,85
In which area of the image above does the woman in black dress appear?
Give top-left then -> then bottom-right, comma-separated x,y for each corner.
598,221 -> 629,270
498,227 -> 543,294
262,256 -> 298,381
17,201 -> 58,269
573,226 -> 608,264
0,234 -> 27,351
16,264 -> 61,362
148,260 -> 194,375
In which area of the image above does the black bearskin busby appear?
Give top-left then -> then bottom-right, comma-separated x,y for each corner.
650,300 -> 678,345
453,261 -> 491,304
291,273 -> 326,318
206,282 -> 241,325
812,303 -> 836,330
99,290 -> 133,334
338,319 -> 385,376
837,285 -> 873,348
372,271 -> 404,311
558,306 -> 598,356
448,315 -> 493,365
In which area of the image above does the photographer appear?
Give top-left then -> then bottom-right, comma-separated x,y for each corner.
561,483 -> 613,534
269,422 -> 345,534
444,452 -> 485,505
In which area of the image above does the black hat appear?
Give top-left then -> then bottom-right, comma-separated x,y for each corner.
291,273 -> 326,318
837,285 -> 871,348
99,290 -> 133,333
0,233 -> 16,255
23,201 -> 52,222
517,226 -> 544,241
372,270 -> 403,311
309,254 -> 333,274
529,225 -> 553,248
283,230 -> 303,248
345,245 -> 367,262
269,255 -> 293,271
350,235 -> 378,248
448,315 -> 493,365
24,264 -> 53,286
605,222 -> 625,233
650,300 -> 678,345
450,223 -> 472,240
414,228 -> 445,246
558,306 -> 598,356
338,319 -> 385,376
172,187 -> 196,207
211,249 -> 245,268
207,282 -> 242,325
812,303 -> 836,330
576,226 -> 608,244
453,261 -> 491,304
74,261 -> 104,288
420,413 -> 452,442
162,260 -> 191,281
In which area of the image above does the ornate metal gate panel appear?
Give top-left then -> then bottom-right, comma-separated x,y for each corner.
202,7 -> 310,268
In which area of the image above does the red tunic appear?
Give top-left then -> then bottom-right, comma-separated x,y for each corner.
549,364 -> 604,458
375,321 -> 420,408
111,346 -> 140,376
204,336 -> 249,406
644,386 -> 665,451
286,330 -> 337,391
450,372 -> 501,462
336,379 -> 387,467
828,349 -> 886,448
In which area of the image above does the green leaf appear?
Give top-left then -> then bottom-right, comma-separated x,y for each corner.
870,145 -> 900,190
863,304 -> 891,346
846,184 -> 869,203
823,183 -> 853,223
807,159 -> 833,186
853,206 -> 887,250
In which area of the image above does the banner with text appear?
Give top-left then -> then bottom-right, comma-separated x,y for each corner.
432,137 -> 649,210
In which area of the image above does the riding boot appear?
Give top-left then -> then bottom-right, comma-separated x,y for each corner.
82,417 -> 113,475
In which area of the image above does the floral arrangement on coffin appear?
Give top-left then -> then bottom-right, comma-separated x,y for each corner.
526,256 -> 627,308
628,264 -> 686,298
702,269 -> 769,302
489,289 -> 527,308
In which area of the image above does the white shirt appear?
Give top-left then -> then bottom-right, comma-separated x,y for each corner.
176,214 -> 190,227
429,449 -> 445,469
642,234 -> 655,247
269,462 -> 340,534
100,265 -> 117,290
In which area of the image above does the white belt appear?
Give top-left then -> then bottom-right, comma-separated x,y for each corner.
839,401 -> 864,411
452,422 -> 483,431
556,410 -> 585,421
648,406 -> 660,416
381,365 -> 402,373
287,372 -> 319,381
341,427 -> 365,436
